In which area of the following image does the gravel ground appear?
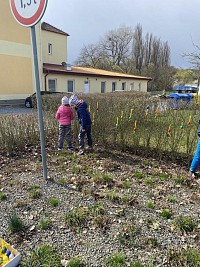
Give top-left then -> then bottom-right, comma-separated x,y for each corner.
0,147 -> 200,266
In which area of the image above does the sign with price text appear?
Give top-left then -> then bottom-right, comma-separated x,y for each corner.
10,0 -> 48,27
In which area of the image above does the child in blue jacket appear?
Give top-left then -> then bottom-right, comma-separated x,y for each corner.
190,118 -> 200,178
69,95 -> 92,154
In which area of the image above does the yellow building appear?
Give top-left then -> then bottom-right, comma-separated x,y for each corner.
0,1 -> 151,101
0,0 -> 35,100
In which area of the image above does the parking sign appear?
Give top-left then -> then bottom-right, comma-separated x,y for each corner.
10,0 -> 48,27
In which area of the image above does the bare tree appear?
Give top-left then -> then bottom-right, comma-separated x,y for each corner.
182,43 -> 200,87
143,33 -> 153,67
100,26 -> 133,67
132,24 -> 144,74
76,24 -> 171,90
75,43 -> 102,68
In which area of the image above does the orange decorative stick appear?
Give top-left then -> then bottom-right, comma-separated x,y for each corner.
167,125 -> 171,137
187,115 -> 191,125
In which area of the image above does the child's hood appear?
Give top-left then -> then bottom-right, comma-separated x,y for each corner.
78,101 -> 88,109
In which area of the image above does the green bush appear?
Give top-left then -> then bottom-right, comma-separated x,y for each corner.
0,92 -> 199,164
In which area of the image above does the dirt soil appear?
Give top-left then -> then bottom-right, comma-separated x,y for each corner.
0,146 -> 200,266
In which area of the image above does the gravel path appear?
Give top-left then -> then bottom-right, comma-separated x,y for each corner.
0,148 -> 200,266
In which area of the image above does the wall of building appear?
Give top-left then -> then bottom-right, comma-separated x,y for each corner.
42,31 -> 67,65
0,0 -> 148,100
44,74 -> 148,93
0,0 -> 36,100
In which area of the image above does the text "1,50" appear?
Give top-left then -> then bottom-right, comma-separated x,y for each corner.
21,0 -> 37,9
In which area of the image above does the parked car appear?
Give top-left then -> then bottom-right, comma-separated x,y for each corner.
167,93 -> 193,109
25,91 -> 64,108
173,85 -> 198,94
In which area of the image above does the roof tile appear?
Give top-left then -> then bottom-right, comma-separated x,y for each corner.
41,22 -> 69,36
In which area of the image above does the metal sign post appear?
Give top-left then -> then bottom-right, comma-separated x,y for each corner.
31,25 -> 47,180
10,0 -> 48,180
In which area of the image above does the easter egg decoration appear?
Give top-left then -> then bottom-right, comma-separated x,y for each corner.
9,253 -> 15,259
180,122 -> 184,129
6,250 -> 11,257
1,246 -> 7,254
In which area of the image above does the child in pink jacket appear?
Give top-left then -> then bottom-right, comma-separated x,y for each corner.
56,96 -> 74,150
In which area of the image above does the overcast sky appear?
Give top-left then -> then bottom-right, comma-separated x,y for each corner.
42,0 -> 200,68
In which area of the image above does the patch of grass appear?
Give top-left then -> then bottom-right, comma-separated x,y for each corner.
21,244 -> 61,267
160,209 -> 172,219
146,201 -> 155,209
38,218 -> 51,230
134,171 -> 144,180
167,194 -> 176,203
0,193 -> 7,201
121,195 -> 131,203
174,216 -> 197,233
167,248 -> 200,267
66,154 -> 77,160
144,236 -> 158,248
30,184 -> 40,190
144,177 -> 155,186
130,262 -> 145,267
93,214 -> 109,229
185,248 -> 200,267
142,160 -> 150,166
105,189 -> 120,203
157,173 -> 168,181
68,257 -> 85,267
8,213 -> 24,233
102,173 -> 114,183
48,197 -> 59,207
173,174 -> 186,185
145,217 -> 159,230
118,224 -> 139,247
116,208 -> 126,217
87,201 -> 105,216
29,184 -> 42,199
71,165 -> 82,174
122,180 -> 132,189
29,188 -> 42,199
57,178 -> 67,186
65,208 -> 88,228
105,252 -> 126,267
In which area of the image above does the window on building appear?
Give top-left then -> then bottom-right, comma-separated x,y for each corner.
139,82 -> 141,91
48,79 -> 56,92
130,83 -> 134,91
122,82 -> 126,91
112,82 -> 116,92
48,43 -> 52,55
101,82 -> 106,93
67,80 -> 74,93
